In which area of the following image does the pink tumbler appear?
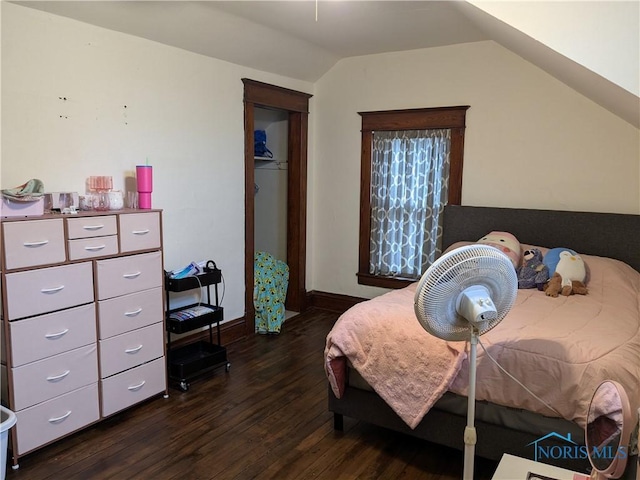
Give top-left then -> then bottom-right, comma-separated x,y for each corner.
136,165 -> 153,209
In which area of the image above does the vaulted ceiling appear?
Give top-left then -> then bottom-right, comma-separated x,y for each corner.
12,1 -> 639,127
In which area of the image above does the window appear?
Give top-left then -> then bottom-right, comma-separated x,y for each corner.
357,106 -> 469,289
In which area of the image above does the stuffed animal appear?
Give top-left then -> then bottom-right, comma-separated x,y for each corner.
517,248 -> 549,290
477,231 -> 521,269
543,247 -> 577,277
543,249 -> 588,297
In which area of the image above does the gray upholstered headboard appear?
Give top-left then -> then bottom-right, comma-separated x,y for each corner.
442,205 -> 640,272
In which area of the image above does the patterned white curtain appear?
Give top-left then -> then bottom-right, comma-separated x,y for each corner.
369,129 -> 451,278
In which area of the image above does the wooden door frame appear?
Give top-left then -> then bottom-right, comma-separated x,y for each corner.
243,79 -> 312,336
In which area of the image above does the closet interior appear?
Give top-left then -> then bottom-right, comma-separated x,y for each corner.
253,107 -> 298,322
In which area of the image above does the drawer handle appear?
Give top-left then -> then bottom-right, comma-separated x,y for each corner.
41,285 -> 65,294
84,244 -> 106,251
46,370 -> 71,382
48,411 -> 72,424
123,272 -> 141,279
128,380 -> 146,391
124,308 -> 143,317
23,240 -> 49,247
125,345 -> 143,354
82,224 -> 104,230
132,229 -> 150,235
45,329 -> 69,339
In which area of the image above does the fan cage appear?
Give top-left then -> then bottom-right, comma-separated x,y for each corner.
414,244 -> 518,341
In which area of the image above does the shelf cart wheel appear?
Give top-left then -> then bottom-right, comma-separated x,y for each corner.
226,362 -> 231,372
179,381 -> 189,392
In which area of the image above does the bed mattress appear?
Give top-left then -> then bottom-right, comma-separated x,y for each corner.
325,247 -> 640,431
346,365 -> 584,441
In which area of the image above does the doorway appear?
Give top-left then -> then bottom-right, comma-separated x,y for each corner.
242,79 -> 312,336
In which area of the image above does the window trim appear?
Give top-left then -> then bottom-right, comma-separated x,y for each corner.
357,106 -> 469,289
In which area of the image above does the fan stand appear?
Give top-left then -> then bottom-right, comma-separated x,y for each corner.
463,327 -> 479,480
413,245 -> 518,480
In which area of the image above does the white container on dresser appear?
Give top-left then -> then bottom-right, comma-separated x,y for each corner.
0,209 -> 167,469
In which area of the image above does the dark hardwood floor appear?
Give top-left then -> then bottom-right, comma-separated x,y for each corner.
5,308 -> 498,480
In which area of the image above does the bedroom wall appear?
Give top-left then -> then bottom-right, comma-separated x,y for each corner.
0,2 -> 314,321
310,41 -> 640,299
3,3 -> 638,309
470,1 -> 639,97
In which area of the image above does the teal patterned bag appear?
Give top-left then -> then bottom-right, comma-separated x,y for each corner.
254,251 -> 289,334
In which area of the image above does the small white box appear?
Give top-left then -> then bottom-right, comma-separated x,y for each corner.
1,197 -> 44,217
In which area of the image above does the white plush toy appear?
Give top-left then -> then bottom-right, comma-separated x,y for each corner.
544,250 -> 588,297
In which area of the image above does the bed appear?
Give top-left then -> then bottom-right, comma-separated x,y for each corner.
325,205 -> 640,472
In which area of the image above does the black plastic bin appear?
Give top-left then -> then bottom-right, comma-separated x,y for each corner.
168,341 -> 228,380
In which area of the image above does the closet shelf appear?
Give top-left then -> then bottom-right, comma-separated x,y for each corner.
255,159 -> 287,171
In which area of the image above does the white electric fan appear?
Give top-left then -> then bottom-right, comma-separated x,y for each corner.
414,244 -> 518,480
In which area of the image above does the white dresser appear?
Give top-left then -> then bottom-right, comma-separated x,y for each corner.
0,209 -> 167,467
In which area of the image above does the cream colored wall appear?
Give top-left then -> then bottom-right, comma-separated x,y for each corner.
310,41 -> 640,299
470,1 -> 639,97
0,3 -> 314,320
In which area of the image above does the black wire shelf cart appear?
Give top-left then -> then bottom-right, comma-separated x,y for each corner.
165,267 -> 230,391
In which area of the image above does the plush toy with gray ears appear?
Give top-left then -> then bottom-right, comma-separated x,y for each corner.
517,248 -> 549,290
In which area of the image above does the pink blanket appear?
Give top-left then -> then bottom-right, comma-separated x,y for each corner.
325,249 -> 640,430
324,283 -> 466,429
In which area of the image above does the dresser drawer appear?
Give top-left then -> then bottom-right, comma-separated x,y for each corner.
99,322 -> 164,378
119,212 -> 161,253
68,235 -> 119,260
98,287 -> 163,340
95,251 -> 162,300
5,262 -> 94,320
9,303 -> 96,366
2,219 -> 65,270
66,215 -> 117,239
11,344 -> 98,410
100,357 -> 166,417
14,383 -> 99,455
